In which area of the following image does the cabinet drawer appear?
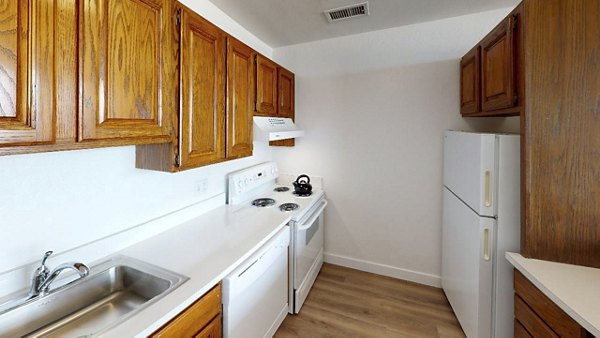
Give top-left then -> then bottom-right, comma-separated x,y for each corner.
515,319 -> 533,338
514,271 -> 590,337
152,284 -> 221,337
515,295 -> 558,337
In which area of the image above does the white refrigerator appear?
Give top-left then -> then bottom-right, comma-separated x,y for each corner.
442,131 -> 520,338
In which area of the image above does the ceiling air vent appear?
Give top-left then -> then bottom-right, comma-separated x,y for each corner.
324,2 -> 370,23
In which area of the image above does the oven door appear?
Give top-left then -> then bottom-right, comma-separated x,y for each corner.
292,198 -> 327,313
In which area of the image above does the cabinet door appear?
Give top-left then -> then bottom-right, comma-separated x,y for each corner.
226,37 -> 253,159
178,7 -> 226,169
481,15 -> 516,112
269,66 -> 296,146
79,0 -> 175,142
194,314 -> 222,338
460,46 -> 480,115
152,284 -> 221,337
0,1 -> 55,146
278,67 -> 294,118
255,55 -> 278,116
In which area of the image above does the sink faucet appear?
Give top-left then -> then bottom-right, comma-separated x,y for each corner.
29,251 -> 90,297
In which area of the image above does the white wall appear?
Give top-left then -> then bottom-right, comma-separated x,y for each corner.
0,1 -> 272,275
272,8 -> 520,286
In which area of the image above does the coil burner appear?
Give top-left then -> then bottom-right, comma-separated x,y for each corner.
274,187 -> 290,192
252,198 -> 276,208
279,203 -> 300,212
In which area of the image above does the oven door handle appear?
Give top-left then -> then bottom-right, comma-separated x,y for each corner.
297,199 -> 328,231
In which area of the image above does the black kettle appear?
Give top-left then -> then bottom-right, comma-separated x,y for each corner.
293,174 -> 312,194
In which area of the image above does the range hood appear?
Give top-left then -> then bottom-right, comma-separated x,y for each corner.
253,116 -> 305,141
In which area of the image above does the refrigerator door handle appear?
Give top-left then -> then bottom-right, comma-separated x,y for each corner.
484,170 -> 492,207
483,228 -> 491,261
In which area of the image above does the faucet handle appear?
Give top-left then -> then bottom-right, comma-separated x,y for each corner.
36,251 -> 53,277
40,251 -> 53,266
29,251 -> 53,296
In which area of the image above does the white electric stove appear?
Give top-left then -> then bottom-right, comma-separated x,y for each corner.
226,162 -> 327,317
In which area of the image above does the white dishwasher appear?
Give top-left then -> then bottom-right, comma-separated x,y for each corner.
223,226 -> 290,338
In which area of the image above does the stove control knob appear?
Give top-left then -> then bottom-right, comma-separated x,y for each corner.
237,180 -> 243,188
244,178 -> 250,186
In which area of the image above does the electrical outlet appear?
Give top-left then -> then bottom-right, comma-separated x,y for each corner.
195,178 -> 208,195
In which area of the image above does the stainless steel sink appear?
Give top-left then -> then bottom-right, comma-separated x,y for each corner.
0,255 -> 188,337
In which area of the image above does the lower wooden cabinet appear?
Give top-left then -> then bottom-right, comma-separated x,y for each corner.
195,314 -> 222,338
513,271 -> 592,338
515,295 -> 558,338
151,283 -> 222,338
515,319 -> 533,338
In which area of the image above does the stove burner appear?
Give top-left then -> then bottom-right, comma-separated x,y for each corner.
279,203 -> 300,212
293,191 -> 313,197
274,187 -> 290,192
252,198 -> 276,208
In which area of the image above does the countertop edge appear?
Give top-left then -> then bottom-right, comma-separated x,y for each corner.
130,221 -> 289,337
505,252 -> 600,337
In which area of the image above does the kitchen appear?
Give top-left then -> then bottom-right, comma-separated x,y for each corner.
1,0 -> 599,337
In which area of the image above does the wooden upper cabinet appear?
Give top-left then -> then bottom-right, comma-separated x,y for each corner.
255,55 -> 278,116
480,14 -> 517,112
459,4 -> 522,117
226,37 -> 254,159
0,1 -> 55,146
460,46 -> 480,115
79,0 -> 176,142
178,6 -> 226,170
278,67 -> 295,118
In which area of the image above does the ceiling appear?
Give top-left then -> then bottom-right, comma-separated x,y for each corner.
208,0 -> 521,47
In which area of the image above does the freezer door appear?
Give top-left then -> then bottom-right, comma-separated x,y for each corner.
442,188 -> 493,338
443,131 -> 496,217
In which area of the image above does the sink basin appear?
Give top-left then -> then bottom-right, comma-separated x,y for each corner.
0,255 -> 188,337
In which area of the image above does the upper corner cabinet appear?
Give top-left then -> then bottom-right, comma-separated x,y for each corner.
78,0 -> 177,143
480,15 -> 517,112
460,46 -> 480,115
0,1 -> 56,147
278,67 -> 295,118
460,3 -> 522,117
255,54 -> 278,116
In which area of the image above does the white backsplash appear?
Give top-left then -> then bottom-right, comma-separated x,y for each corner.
0,142 -> 273,289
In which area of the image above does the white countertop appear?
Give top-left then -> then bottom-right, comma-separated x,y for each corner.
102,203 -> 292,337
506,252 -> 600,337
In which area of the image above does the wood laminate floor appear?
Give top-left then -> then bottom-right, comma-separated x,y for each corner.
275,263 -> 466,338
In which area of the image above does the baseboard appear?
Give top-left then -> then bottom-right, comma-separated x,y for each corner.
323,252 -> 441,288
